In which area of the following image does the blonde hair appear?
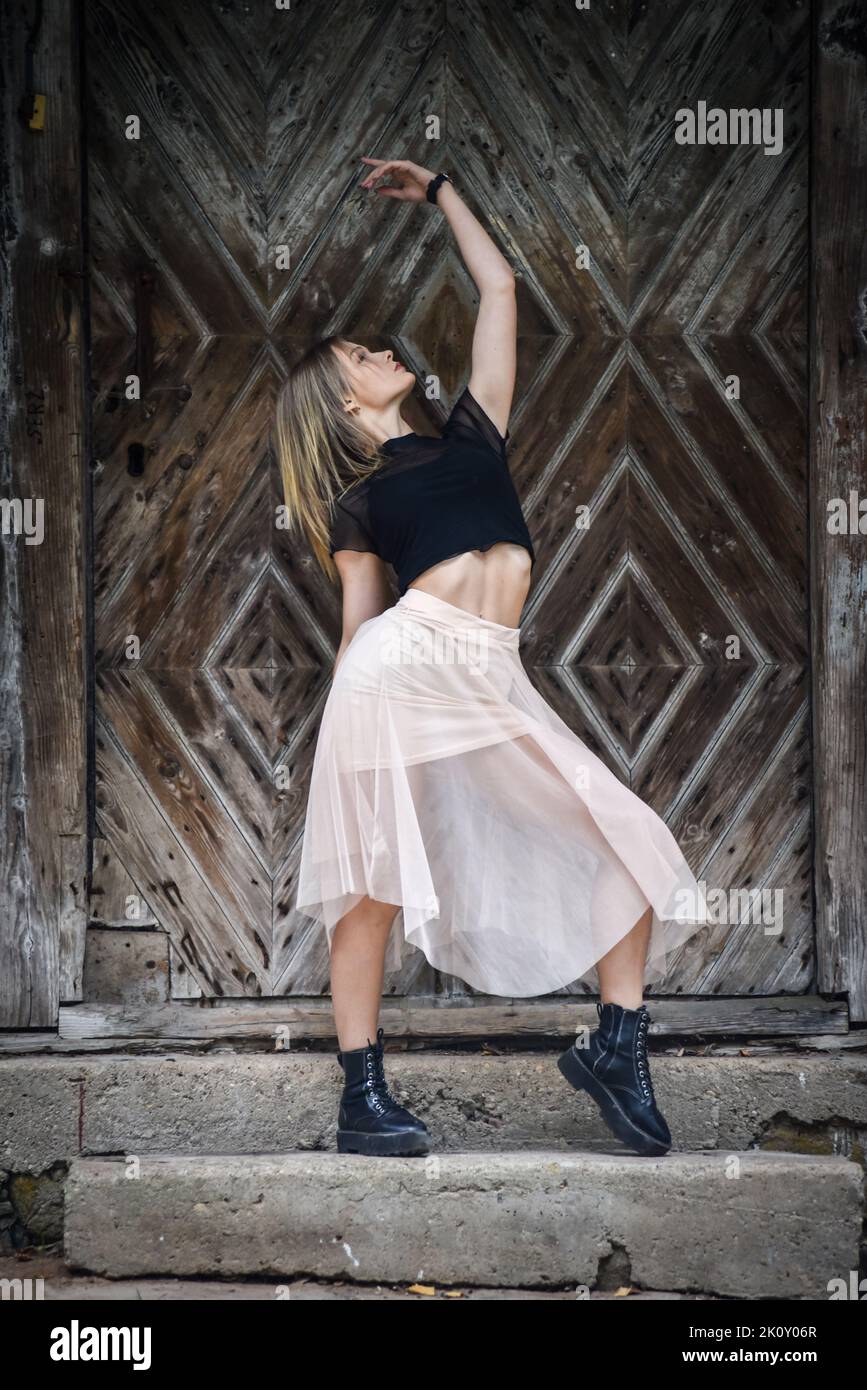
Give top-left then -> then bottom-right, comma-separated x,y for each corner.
274,335 -> 384,579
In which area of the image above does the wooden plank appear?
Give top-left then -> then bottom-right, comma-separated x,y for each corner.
0,1034 -> 219,1055
89,835 -> 158,926
811,1 -> 867,1021
59,834 -> 88,1000
450,1 -> 626,325
169,941 -> 203,999
267,5 -> 445,343
95,716 -> 268,996
54,994 -> 849,1045
91,339 -> 263,633
95,350 -> 274,663
626,359 -> 806,665
99,668 -> 274,895
84,4 -> 263,336
0,0 -> 87,1024
4,1026 -> 864,1057
142,467 -> 271,669
628,0 -> 808,333
699,723 -> 813,995
630,336 -> 807,610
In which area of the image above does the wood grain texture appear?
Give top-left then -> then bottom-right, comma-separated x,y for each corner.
0,1 -> 87,1024
83,0 -> 819,1007
810,0 -> 867,1019
95,717 -> 268,996
54,994 -> 849,1045
89,835 -> 158,926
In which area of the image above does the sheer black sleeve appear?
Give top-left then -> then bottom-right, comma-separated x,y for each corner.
329,484 -> 380,558
443,387 -> 510,458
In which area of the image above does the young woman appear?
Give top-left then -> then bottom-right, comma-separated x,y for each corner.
276,157 -> 708,1161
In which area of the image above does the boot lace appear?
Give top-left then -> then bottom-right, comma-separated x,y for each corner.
364,1039 -> 404,1117
635,1009 -> 655,1103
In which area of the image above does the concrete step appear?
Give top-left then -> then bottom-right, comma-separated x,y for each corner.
4,1050 -> 867,1170
0,1256 -> 719,1300
64,1149 -> 862,1299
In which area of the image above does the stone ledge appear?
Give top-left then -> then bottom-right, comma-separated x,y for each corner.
0,1255 -> 720,1300
64,1150 -> 863,1299
1,1051 -> 866,1171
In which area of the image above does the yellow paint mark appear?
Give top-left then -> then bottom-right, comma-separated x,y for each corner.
28,96 -> 46,131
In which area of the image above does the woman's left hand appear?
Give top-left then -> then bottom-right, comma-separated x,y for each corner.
358,157 -> 440,203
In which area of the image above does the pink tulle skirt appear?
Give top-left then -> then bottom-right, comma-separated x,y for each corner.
295,587 -> 708,995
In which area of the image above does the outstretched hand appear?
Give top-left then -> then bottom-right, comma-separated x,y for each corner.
359,157 -> 440,203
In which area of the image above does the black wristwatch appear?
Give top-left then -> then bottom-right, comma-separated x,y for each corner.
426,172 -> 452,204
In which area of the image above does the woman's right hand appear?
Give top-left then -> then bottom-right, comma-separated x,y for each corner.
358,157 -> 440,203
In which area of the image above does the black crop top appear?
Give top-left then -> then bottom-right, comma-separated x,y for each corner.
328,387 -> 536,595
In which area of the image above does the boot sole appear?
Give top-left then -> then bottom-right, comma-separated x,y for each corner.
557,1048 -> 671,1157
336,1129 -> 430,1157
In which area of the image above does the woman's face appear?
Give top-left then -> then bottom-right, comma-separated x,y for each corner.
333,340 -> 414,414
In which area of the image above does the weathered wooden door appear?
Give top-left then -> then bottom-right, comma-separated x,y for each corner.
87,0 -> 811,1004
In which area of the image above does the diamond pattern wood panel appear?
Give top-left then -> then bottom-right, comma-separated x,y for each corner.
87,0 -> 811,1001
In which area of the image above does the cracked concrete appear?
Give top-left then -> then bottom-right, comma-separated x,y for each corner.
2,1051 -> 866,1170
63,1150 -> 863,1298
4,1052 -> 863,1297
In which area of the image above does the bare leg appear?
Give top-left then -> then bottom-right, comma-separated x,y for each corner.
330,896 -> 400,1051
595,904 -> 652,1011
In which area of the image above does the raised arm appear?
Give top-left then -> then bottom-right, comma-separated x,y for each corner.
435,181 -> 516,439
360,158 -> 517,437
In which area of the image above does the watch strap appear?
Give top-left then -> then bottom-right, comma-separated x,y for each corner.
426,172 -> 451,204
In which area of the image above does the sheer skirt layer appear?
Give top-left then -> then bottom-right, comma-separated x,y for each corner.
295,588 -> 708,996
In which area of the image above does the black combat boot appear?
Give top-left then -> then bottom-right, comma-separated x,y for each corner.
557,1001 -> 671,1156
336,1026 -> 431,1156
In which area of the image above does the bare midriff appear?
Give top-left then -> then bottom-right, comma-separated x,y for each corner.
407,542 -> 532,628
